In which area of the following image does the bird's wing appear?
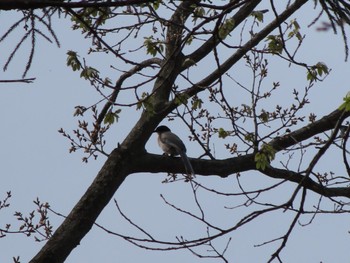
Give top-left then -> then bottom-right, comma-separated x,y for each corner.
161,132 -> 187,153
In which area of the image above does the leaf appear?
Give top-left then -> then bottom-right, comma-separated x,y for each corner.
182,58 -> 196,68
114,109 -> 121,122
104,111 -> 115,125
103,77 -> 112,86
290,19 -> 303,41
218,128 -> 229,139
255,152 -> 268,170
251,11 -> 264,22
218,18 -> 235,40
254,144 -> 276,170
315,62 -> 329,76
104,109 -> 122,125
307,62 -> 329,82
306,69 -> 317,81
194,7 -> 205,17
144,36 -> 163,56
339,95 -> 350,111
265,35 -> 283,54
66,51 -> 81,71
259,110 -> 269,123
192,98 -> 203,110
137,92 -> 149,110
175,93 -> 189,106
186,35 -> 194,45
244,133 -> 254,142
80,66 -> 99,80
136,92 -> 155,114
152,0 -> 162,10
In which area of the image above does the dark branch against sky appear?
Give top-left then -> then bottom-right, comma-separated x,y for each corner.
0,0 -> 155,10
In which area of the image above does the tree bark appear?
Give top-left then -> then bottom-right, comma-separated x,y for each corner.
0,0 -> 152,10
29,148 -> 131,263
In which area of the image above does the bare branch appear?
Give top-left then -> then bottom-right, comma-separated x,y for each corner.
0,78 -> 36,83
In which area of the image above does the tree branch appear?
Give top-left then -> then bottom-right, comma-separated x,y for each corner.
187,0 -> 309,94
184,0 -> 261,68
29,147 -> 133,263
269,109 -> 349,151
135,107 -> 350,199
0,78 -> 35,83
0,0 -> 155,11
262,166 -> 350,198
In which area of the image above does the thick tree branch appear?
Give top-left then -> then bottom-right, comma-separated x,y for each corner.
152,1 -> 197,104
134,107 -> 350,199
269,109 -> 349,151
0,0 -> 155,10
136,149 -> 350,199
91,58 -> 162,143
135,152 -> 255,177
187,0 -> 309,94
262,165 -> 350,198
185,0 -> 262,68
29,147 -> 134,263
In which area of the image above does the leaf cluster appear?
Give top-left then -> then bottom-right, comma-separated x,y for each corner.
254,144 -> 276,170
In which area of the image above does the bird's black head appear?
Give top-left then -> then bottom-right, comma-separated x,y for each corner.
154,125 -> 171,133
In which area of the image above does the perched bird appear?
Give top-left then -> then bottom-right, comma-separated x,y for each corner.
154,125 -> 194,177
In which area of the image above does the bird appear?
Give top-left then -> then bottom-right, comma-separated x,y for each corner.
153,125 -> 195,177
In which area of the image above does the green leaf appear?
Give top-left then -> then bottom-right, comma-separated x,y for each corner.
103,109 -> 122,125
307,62 -> 329,82
259,110 -> 269,123
182,58 -> 196,68
339,95 -> 350,111
114,109 -> 121,122
137,92 -> 149,110
175,93 -> 189,106
144,37 -> 163,56
289,19 -> 302,41
66,51 -> 81,71
152,0 -> 162,10
194,7 -> 205,17
254,144 -> 276,170
193,7 -> 205,23
254,152 -> 268,170
192,98 -> 203,110
262,144 -> 276,162
218,128 -> 229,139
251,11 -> 264,22
136,92 -> 155,114
218,18 -> 235,40
265,35 -> 283,54
186,35 -> 194,45
80,66 -> 99,80
306,69 -> 317,81
244,133 -> 254,142
104,111 -> 115,125
315,62 -> 329,76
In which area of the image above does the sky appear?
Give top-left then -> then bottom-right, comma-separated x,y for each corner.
1,1 -> 350,263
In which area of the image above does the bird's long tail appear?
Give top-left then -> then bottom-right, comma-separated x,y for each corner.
179,151 -> 195,177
